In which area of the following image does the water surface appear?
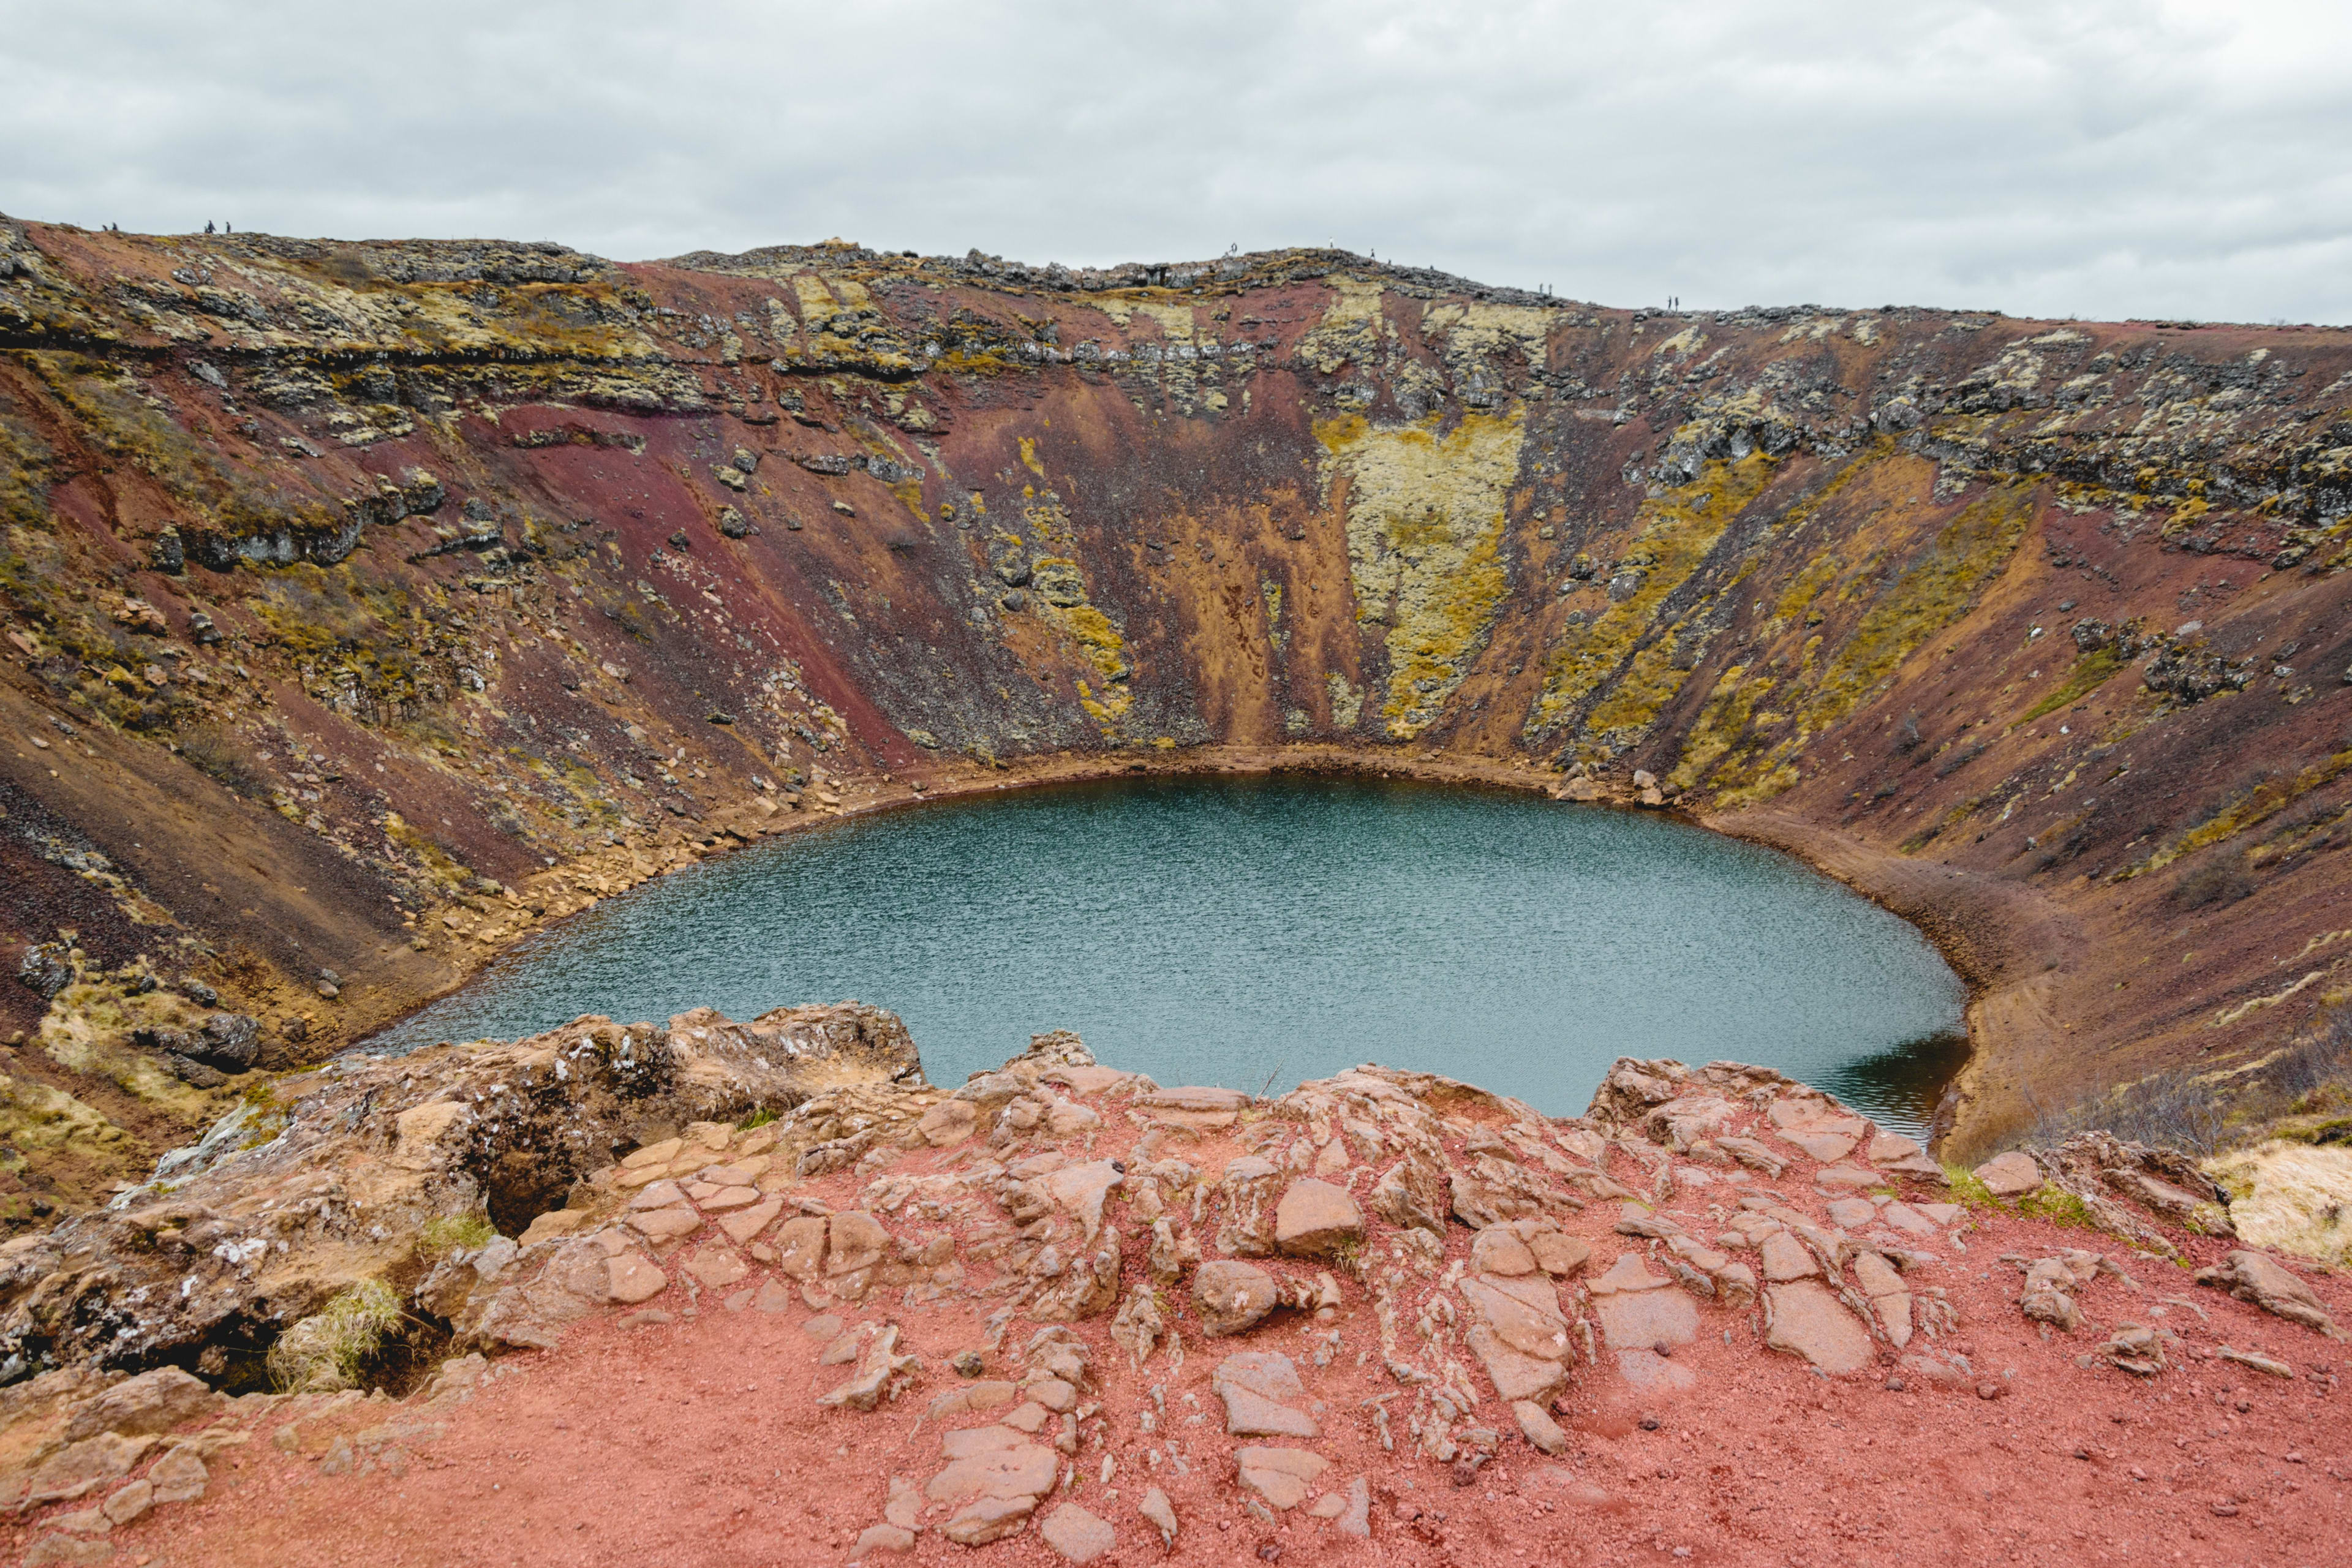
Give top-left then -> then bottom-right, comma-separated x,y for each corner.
365,776 -> 1968,1136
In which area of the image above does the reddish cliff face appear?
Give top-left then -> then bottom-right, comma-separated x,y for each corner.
3,214 -> 2352,1213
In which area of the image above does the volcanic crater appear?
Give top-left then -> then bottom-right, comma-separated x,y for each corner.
0,215 -> 2349,1562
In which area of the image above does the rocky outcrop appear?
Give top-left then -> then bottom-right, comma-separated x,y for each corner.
2195,1249 -> 2340,1336
0,1001 -> 918,1377
0,1007 -> 2343,1562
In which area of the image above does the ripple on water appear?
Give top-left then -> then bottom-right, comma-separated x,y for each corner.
363,776 -> 1969,1137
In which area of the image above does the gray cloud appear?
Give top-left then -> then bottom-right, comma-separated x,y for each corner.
3,0 -> 2348,322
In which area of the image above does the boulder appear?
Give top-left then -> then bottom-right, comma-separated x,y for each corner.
918,1099 -> 978,1146
1760,1232 -> 1819,1283
1235,1445 -> 1330,1510
940,1495 -> 1038,1546
605,1253 -> 667,1304
1332,1476 -> 1371,1537
62,1366 -> 222,1441
775,1216 -> 829,1281
2018,1251 -> 2111,1332
1136,1087 -> 1248,1129
1192,1261 -> 1278,1336
827,1211 -> 890,1276
848,1524 -> 916,1560
1512,1398 -> 1570,1455
26,1434 -> 151,1505
1272,1178 -> 1363,1259
192,1012 -> 260,1069
1973,1150 -> 2043,1199
146,1445 -> 208,1504
1461,1276 -> 1570,1362
1471,1225 -> 1539,1276
1716,1136 -> 1787,1177
1369,1155 -> 1450,1235
2196,1250 -> 2339,1335
1763,1281 -> 1874,1374
1593,1283 -> 1698,1359
718,1197 -> 783,1246
1463,1274 -> 1573,1403
1038,1502 -> 1115,1562
927,1425 -> 1058,1542
925,1381 -> 1017,1420
1529,1229 -> 1591,1276
1213,1157 -> 1284,1256
1852,1250 -> 1912,1347
1139,1485 -> 1178,1548
1866,1133 -> 1944,1178
1766,1096 -> 1864,1163
103,1477 -> 153,1525
682,1246 -> 747,1290
1039,1160 -> 1125,1245
1212,1350 -> 1318,1438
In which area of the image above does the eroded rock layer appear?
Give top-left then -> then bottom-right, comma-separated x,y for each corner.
5,217 -> 2352,1219
0,1017 -> 2342,1564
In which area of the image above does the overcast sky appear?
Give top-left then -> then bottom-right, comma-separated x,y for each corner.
3,1 -> 2347,323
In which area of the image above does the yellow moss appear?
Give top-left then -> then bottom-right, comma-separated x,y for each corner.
2018,645 -> 2124,725
1327,673 -> 1365,729
1801,487 -> 2034,724
40,991 -> 206,1110
1057,604 -> 1129,677
1714,761 -> 1801,809
1296,279 -> 1391,375
0,1071 -> 131,1172
930,348 -> 1020,376
2137,744 -> 2352,876
1771,551 -> 1845,628
1319,410 -> 1527,739
1666,664 -> 1773,790
385,812 -> 472,889
1584,633 -> 1697,746
1132,303 -> 1197,342
1703,480 -> 2035,801
1419,300 -> 1551,372
1017,436 -> 1047,478
1019,553 -> 1133,726
1526,456 -> 1776,737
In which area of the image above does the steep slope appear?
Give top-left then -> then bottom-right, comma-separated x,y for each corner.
4,214 -> 2352,1222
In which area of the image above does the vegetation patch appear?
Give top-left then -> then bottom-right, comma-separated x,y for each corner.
2131,743 -> 2352,878
2019,644 -> 2123,725
266,1278 -> 404,1393
1527,454 -> 1773,740
1940,1163 -> 2001,1210
2169,855 -> 2255,911
1318,409 -> 1527,740
417,1212 -> 497,1256
179,726 -> 267,797
1697,478 -> 2034,802
2016,1183 -> 2096,1228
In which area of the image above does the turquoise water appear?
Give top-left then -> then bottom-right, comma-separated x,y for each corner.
363,776 -> 1969,1137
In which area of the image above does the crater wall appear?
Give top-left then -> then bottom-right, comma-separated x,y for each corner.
5,216 -> 2352,1215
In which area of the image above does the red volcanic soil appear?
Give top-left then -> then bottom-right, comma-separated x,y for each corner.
57,1111 -> 2351,1568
